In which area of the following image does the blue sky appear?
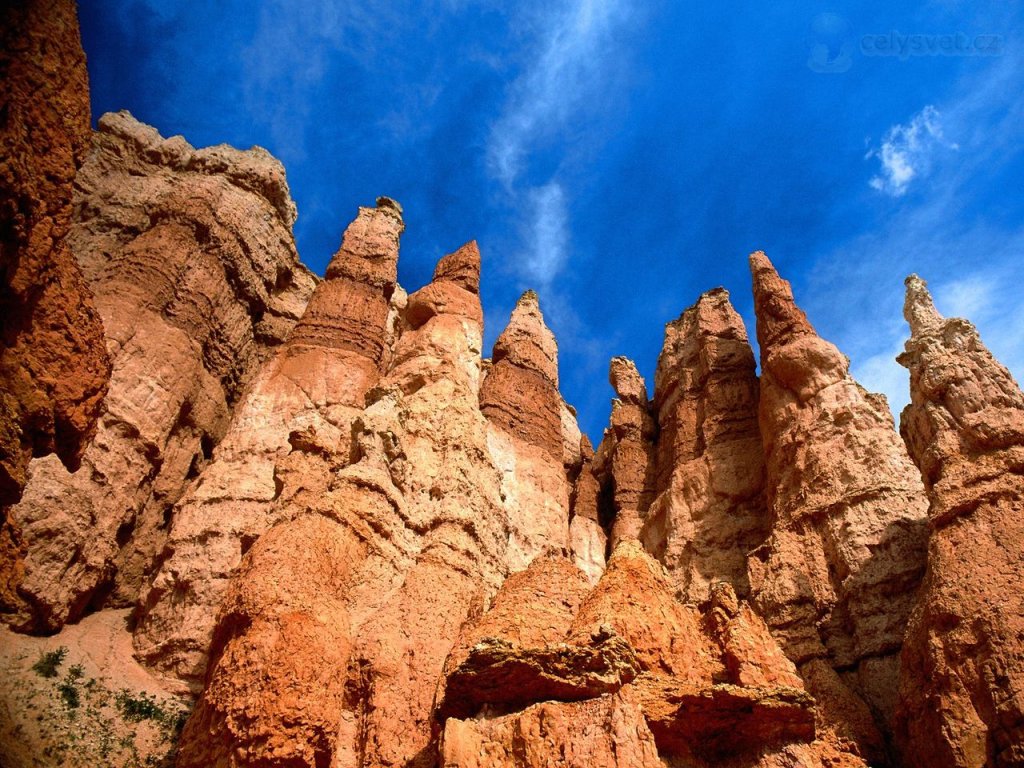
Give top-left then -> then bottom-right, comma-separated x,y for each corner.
79,1 -> 1024,442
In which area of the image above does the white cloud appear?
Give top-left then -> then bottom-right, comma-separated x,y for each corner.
487,0 -> 634,189
522,182 -> 569,289
801,48 -> 1024,426
487,0 -> 635,290
933,274 -> 996,320
867,105 -> 958,196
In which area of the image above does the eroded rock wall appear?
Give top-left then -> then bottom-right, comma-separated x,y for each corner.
134,199 -> 397,686
3,9 -> 1021,763
745,252 -> 930,763
1,112 -> 315,633
641,288 -> 768,605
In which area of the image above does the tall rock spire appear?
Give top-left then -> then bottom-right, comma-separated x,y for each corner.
178,238 -> 503,767
288,197 -> 403,377
895,274 -> 1024,768
641,287 -> 768,604
480,290 -> 562,460
480,291 -> 573,571
594,357 -> 657,547
747,252 -> 929,762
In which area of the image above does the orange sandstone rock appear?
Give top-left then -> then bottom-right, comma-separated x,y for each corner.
746,251 -> 930,762
134,200 -> 396,685
2,111 -> 314,633
642,288 -> 769,605
895,275 -> 1024,768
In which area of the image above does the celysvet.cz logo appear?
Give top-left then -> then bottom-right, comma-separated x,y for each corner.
861,31 -> 1002,59
807,13 -> 1003,73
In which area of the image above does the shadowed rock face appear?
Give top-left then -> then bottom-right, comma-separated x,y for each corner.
1,111 -> 315,634
0,0 -> 110,507
895,275 -> 1024,768
746,252 -> 930,763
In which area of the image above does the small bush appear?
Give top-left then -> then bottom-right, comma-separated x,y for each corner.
57,664 -> 84,710
31,647 -> 67,678
115,690 -> 165,723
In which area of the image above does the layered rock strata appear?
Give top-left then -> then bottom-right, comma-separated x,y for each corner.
164,229 -> 586,766
0,0 -> 110,506
480,291 -> 573,571
3,9 -> 1022,763
1,112 -> 314,633
895,276 -> 1024,768
746,252 -> 930,762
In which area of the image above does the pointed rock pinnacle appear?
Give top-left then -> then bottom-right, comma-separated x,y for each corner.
903,274 -> 944,337
748,250 -> 815,353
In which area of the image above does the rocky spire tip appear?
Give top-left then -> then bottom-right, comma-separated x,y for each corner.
433,240 -> 481,293
904,274 -> 944,336
748,249 -> 813,350
609,356 -> 648,405
518,289 -> 540,307
375,196 -> 403,217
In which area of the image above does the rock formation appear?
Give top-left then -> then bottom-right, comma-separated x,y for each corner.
568,435 -> 607,582
437,541 -> 865,767
746,252 -> 930,763
2,4 -> 1022,765
1,111 -> 314,633
642,288 -> 768,605
743,253 -> 931,757
480,291 -> 574,572
593,356 -> 658,547
0,0 -> 110,507
895,276 -> 1024,768
133,199 -> 396,686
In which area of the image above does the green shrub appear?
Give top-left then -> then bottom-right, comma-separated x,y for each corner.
57,664 -> 84,710
31,647 -> 67,678
115,690 -> 165,723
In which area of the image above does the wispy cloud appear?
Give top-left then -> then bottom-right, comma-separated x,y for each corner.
240,1 -> 394,161
488,0 -> 634,189
522,182 -> 569,288
866,105 -> 958,196
487,0 -> 636,290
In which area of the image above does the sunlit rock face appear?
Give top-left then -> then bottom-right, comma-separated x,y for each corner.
744,252 -> 930,764
2,5 -> 1022,766
895,275 -> 1024,768
641,287 -> 768,607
